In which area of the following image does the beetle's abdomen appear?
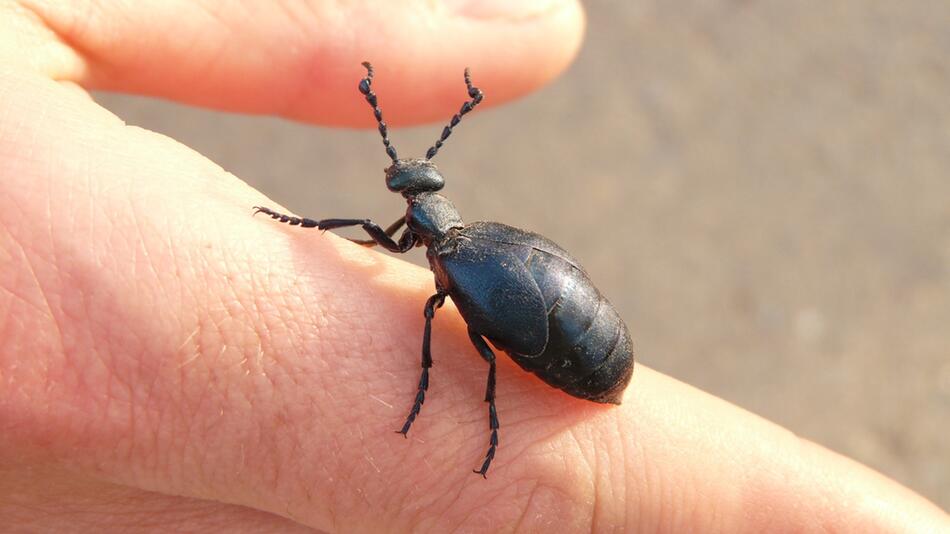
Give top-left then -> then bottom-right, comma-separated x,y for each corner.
508,250 -> 634,404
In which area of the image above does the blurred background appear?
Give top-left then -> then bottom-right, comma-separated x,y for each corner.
95,2 -> 949,509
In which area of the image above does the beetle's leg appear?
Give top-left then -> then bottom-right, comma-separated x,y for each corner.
467,329 -> 499,478
349,217 -> 405,247
252,207 -> 415,252
397,292 -> 446,436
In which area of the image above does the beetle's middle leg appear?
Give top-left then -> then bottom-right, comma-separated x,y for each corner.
468,329 -> 499,478
252,207 -> 414,252
397,292 -> 446,436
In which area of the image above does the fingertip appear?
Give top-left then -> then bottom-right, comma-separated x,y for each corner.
287,0 -> 586,126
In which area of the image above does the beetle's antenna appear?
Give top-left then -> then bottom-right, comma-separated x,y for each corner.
359,62 -> 398,162
425,68 -> 484,160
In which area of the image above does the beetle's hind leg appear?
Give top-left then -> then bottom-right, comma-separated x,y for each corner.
468,329 -> 499,478
397,292 -> 446,436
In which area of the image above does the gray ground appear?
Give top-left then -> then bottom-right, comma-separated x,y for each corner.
95,2 -> 949,510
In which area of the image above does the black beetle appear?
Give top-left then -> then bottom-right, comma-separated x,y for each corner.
253,62 -> 634,477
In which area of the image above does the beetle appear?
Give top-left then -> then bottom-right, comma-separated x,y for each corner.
253,62 -> 634,477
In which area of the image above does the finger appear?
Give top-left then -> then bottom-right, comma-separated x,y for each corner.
609,367 -> 948,532
5,0 -> 585,125
2,73 -> 947,532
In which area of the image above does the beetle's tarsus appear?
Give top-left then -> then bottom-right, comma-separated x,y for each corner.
473,439 -> 495,478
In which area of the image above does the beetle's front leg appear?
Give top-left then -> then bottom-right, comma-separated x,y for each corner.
349,217 -> 406,247
253,206 -> 415,252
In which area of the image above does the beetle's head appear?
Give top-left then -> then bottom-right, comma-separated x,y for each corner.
357,61 -> 484,193
385,159 -> 444,195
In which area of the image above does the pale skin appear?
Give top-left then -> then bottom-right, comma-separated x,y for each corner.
0,1 -> 946,532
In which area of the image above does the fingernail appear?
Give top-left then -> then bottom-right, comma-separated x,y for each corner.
445,0 -> 562,20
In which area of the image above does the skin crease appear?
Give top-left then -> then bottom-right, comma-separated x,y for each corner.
0,1 -> 946,533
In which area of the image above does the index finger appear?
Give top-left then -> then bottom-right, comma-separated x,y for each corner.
4,0 -> 584,126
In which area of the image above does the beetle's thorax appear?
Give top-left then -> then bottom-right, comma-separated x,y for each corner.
406,192 -> 464,246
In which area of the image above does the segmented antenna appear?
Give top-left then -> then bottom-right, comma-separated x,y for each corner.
359,62 -> 398,162
425,68 -> 484,160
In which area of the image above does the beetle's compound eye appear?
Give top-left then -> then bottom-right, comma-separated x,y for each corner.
385,158 -> 445,194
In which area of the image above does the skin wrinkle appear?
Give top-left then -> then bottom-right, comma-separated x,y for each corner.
444,0 -> 572,23
737,428 -> 809,530
268,0 -> 329,120
589,429 -> 608,533
446,488 -> 510,532
509,478 -> 541,533
0,471 -> 316,533
121,351 -> 142,471
181,315 -> 211,446
572,433 -> 598,530
12,201 -> 62,380
500,412 -> 586,468
410,494 -> 448,532
193,310 -> 249,495
86,139 -> 222,494
637,426 -> 661,534
424,446 -> 556,531
598,429 -> 628,531
419,482 -> 470,533
269,269 -> 350,373
1,237 -> 57,320
180,7 -> 235,100
560,426 -> 597,530
0,72 -> 16,142
608,414 -> 630,532
678,459 -> 704,533
240,258 -> 378,526
126,197 -> 164,294
5,1 -> 87,77
675,444 -> 708,533
383,414 -> 466,530
191,0 -> 238,36
525,477 -> 589,532
221,256 -> 281,370
271,290 -> 329,373
143,366 -> 166,493
404,449 -> 474,531
801,437 -> 868,531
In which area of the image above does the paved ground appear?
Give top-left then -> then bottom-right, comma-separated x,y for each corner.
96,2 -> 949,509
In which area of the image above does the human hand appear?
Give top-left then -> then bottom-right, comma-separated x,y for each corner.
1,1 -> 946,532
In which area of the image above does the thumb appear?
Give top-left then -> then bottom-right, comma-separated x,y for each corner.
9,0 -> 585,125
